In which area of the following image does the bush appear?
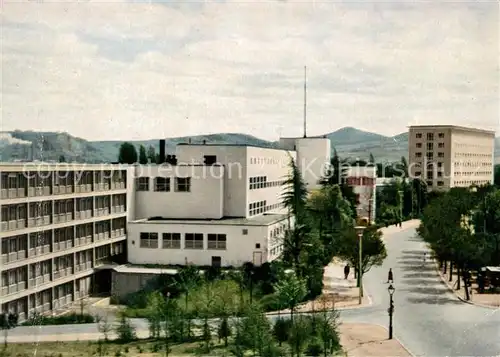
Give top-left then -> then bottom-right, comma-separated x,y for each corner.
272,318 -> 292,345
259,294 -> 281,312
305,338 -> 324,356
22,313 -> 95,326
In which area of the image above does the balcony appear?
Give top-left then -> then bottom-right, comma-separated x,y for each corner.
3,188 -> 26,199
5,220 -> 26,231
75,210 -> 92,220
1,282 -> 27,296
54,240 -> 73,251
75,236 -> 92,246
28,215 -> 51,228
28,303 -> 51,316
111,205 -> 125,214
2,250 -> 27,264
28,274 -> 51,288
75,262 -> 92,273
53,213 -> 72,224
28,245 -> 51,257
53,268 -> 73,280
112,182 -> 125,190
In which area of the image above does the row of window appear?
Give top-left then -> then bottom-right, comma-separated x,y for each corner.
139,232 -> 227,250
249,157 -> 288,166
249,200 -> 266,216
415,132 -> 445,140
249,176 -> 286,190
136,177 -> 191,192
454,153 -> 492,158
414,152 -> 445,159
0,171 -> 126,189
416,142 -> 445,150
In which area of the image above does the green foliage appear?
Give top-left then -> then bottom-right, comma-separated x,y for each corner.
22,313 -> 94,326
272,318 -> 292,345
281,155 -> 308,224
235,303 -> 273,356
138,145 -> 148,164
494,164 -> 500,187
273,271 -> 307,319
117,142 -> 138,164
146,145 -> 157,164
337,225 -> 387,276
114,314 -> 136,342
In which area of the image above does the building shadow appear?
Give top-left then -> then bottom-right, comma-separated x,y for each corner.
401,278 -> 439,286
405,286 -> 449,295
402,272 -> 438,279
397,259 -> 431,266
401,249 -> 427,255
400,265 -> 435,272
406,296 -> 463,305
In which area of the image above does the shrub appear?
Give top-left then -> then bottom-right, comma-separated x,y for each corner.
22,313 -> 95,326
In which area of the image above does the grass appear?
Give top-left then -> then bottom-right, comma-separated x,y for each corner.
0,339 -> 233,357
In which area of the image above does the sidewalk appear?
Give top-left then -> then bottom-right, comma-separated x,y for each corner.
436,262 -> 500,309
339,323 -> 412,356
379,219 -> 421,237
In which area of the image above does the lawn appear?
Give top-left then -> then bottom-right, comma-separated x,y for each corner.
1,339 -> 234,357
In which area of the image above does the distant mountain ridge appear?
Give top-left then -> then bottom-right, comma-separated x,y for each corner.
1,128 -> 499,164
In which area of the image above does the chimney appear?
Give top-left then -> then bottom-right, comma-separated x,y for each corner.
159,139 -> 166,164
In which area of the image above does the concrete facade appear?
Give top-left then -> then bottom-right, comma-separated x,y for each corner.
346,166 -> 377,223
408,125 -> 495,190
0,163 -> 127,321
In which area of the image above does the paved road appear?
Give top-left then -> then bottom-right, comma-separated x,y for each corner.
338,227 -> 500,357
6,226 -> 500,356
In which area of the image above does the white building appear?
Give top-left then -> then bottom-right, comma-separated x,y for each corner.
345,166 -> 377,223
0,136 -> 330,318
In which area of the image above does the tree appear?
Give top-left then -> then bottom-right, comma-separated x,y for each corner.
273,271 -> 307,323
235,303 -> 273,356
97,314 -> 113,342
288,316 -> 311,357
0,313 -> 18,349
368,153 -> 375,164
138,145 -> 148,164
115,312 -> 136,342
315,296 -> 340,357
118,142 -> 138,164
494,164 -> 500,187
338,225 -> 387,287
147,145 -> 157,164
58,154 -> 66,162
473,189 -> 500,266
214,280 -> 240,347
174,265 -> 201,339
281,155 -> 308,224
145,291 -> 165,338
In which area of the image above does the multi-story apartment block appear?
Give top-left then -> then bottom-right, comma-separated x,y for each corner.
408,125 -> 495,190
127,137 -> 330,268
0,164 -> 128,320
345,166 -> 377,223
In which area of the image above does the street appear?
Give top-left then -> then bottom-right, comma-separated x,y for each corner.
5,226 -> 500,356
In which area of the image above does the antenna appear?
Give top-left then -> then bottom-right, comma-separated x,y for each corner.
303,65 -> 307,138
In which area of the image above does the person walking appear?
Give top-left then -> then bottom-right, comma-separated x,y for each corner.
422,252 -> 427,267
344,264 -> 350,279
387,268 -> 394,283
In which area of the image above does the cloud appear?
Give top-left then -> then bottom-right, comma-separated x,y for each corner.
2,0 -> 498,141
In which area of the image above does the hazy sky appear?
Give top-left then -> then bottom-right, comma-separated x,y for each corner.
2,0 -> 499,141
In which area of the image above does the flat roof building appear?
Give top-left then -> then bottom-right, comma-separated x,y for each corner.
408,125 -> 495,191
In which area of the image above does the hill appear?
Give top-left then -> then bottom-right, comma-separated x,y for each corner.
0,128 -> 498,164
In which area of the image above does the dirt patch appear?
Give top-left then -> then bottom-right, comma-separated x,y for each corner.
339,323 -> 411,357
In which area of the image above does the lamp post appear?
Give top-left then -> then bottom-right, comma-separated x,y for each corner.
398,190 -> 403,226
388,284 -> 395,340
354,226 -> 366,304
368,198 -> 374,226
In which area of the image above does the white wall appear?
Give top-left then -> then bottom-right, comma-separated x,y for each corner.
132,165 -> 224,220
266,216 -> 294,261
246,147 -> 294,217
176,145 -> 247,217
127,221 -> 275,267
346,166 -> 377,221
295,138 -> 331,191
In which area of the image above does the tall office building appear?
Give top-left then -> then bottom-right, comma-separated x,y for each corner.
0,164 -> 128,321
408,125 -> 495,190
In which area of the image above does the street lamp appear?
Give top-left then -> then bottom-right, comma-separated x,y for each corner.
354,225 -> 366,304
388,284 -> 395,340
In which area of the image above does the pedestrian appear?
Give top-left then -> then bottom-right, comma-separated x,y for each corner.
344,264 -> 350,279
387,268 -> 394,283
423,252 -> 427,266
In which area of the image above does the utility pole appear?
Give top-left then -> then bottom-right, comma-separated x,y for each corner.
303,65 -> 307,138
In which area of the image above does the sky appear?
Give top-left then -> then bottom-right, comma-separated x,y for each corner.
2,0 -> 499,141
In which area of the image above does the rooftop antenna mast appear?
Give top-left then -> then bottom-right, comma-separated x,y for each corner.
303,65 -> 307,138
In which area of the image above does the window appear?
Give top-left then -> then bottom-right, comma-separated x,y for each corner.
175,177 -> 191,192
139,232 -> 158,248
415,152 -> 422,158
437,181 -> 444,186
204,155 -> 217,165
438,143 -> 444,148
416,143 -> 422,148
136,177 -> 149,191
438,152 -> 444,158
427,133 -> 434,140
427,171 -> 434,180
249,200 -> 266,216
414,171 -> 421,177
416,133 -> 422,138
438,133 -> 445,138
426,181 -> 433,186
154,177 -> 170,192
437,172 -> 443,177
185,233 -> 203,249
426,152 -> 433,160
426,143 -> 433,151
162,233 -> 181,249
437,162 -> 443,168
207,234 -> 226,250
242,229 -> 248,235
255,243 -> 261,249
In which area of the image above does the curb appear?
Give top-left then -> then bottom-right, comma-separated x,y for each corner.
339,322 -> 416,357
432,259 -> 499,310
